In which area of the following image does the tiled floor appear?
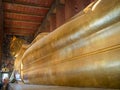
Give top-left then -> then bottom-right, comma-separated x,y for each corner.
8,84 -> 119,90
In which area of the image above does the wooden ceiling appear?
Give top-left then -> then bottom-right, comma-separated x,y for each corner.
3,0 -> 54,36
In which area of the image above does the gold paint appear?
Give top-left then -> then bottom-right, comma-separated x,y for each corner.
15,0 -> 120,89
10,36 -> 25,57
14,33 -> 49,81
31,32 -> 49,45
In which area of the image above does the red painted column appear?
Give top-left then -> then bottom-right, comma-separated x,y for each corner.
49,14 -> 56,32
41,20 -> 50,32
91,0 -> 95,2
65,0 -> 91,21
0,0 -> 3,65
56,5 -> 65,28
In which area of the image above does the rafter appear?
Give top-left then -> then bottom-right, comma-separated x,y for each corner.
5,27 -> 37,32
5,25 -> 38,30
3,0 -> 52,8
5,19 -> 40,28
5,27 -> 36,36
5,12 -> 44,17
5,12 -> 44,22
4,10 -> 44,17
5,18 -> 41,24
6,32 -> 33,36
4,2 -> 49,16
3,1 -> 49,9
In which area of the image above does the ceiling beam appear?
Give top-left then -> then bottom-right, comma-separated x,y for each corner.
5,18 -> 41,24
5,12 -> 44,22
4,10 -> 44,17
5,12 -> 44,17
6,32 -> 33,36
5,19 -> 40,27
5,27 -> 36,33
4,2 -> 49,16
3,1 -> 50,9
5,19 -> 40,24
4,0 -> 49,9
5,25 -> 38,30
5,28 -> 35,35
5,30 -> 34,34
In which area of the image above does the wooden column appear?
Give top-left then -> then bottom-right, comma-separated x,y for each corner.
65,0 -> 91,21
49,14 -> 56,32
91,0 -> 95,2
0,0 -> 3,65
56,5 -> 65,28
41,20 -> 50,32
34,0 -> 57,36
